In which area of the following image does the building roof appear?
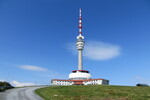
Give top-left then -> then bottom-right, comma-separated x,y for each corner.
72,70 -> 89,73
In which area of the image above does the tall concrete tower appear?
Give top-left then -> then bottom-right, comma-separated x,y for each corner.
69,8 -> 92,80
51,9 -> 109,85
76,8 -> 84,70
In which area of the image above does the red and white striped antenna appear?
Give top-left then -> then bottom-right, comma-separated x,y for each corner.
79,8 -> 82,35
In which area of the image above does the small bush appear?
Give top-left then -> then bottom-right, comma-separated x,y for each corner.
0,82 -> 14,92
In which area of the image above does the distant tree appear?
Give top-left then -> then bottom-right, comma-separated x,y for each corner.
0,81 -> 11,87
0,81 -> 13,92
136,83 -> 149,87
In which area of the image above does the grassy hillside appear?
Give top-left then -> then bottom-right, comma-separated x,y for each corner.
35,85 -> 150,100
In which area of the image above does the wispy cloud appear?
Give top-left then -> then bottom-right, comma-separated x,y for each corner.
11,80 -> 36,87
19,65 -> 47,72
67,41 -> 121,60
66,42 -> 77,55
84,41 -> 121,60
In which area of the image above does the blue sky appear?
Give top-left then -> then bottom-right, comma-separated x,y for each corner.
0,0 -> 150,86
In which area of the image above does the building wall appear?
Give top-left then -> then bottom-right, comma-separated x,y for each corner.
83,80 -> 102,85
102,80 -> 109,85
51,79 -> 109,86
51,81 -> 73,85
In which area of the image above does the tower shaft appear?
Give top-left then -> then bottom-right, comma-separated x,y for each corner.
78,49 -> 83,70
76,38 -> 84,70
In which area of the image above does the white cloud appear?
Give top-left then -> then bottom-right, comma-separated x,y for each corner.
84,41 -> 121,60
19,65 -> 47,72
67,41 -> 121,60
0,80 -> 6,82
11,80 -> 36,87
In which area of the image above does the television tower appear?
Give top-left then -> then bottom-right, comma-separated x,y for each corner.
76,8 -> 84,70
69,8 -> 91,80
51,8 -> 109,85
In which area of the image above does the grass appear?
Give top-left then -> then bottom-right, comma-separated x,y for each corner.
35,85 -> 150,100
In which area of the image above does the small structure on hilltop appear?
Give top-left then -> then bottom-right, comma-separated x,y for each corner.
51,9 -> 109,85
136,83 -> 149,87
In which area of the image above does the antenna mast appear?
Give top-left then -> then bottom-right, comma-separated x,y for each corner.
79,8 -> 82,35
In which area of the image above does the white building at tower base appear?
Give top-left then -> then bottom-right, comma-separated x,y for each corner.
51,70 -> 109,85
51,78 -> 109,86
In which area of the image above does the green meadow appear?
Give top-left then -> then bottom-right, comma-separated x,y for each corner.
35,85 -> 150,100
